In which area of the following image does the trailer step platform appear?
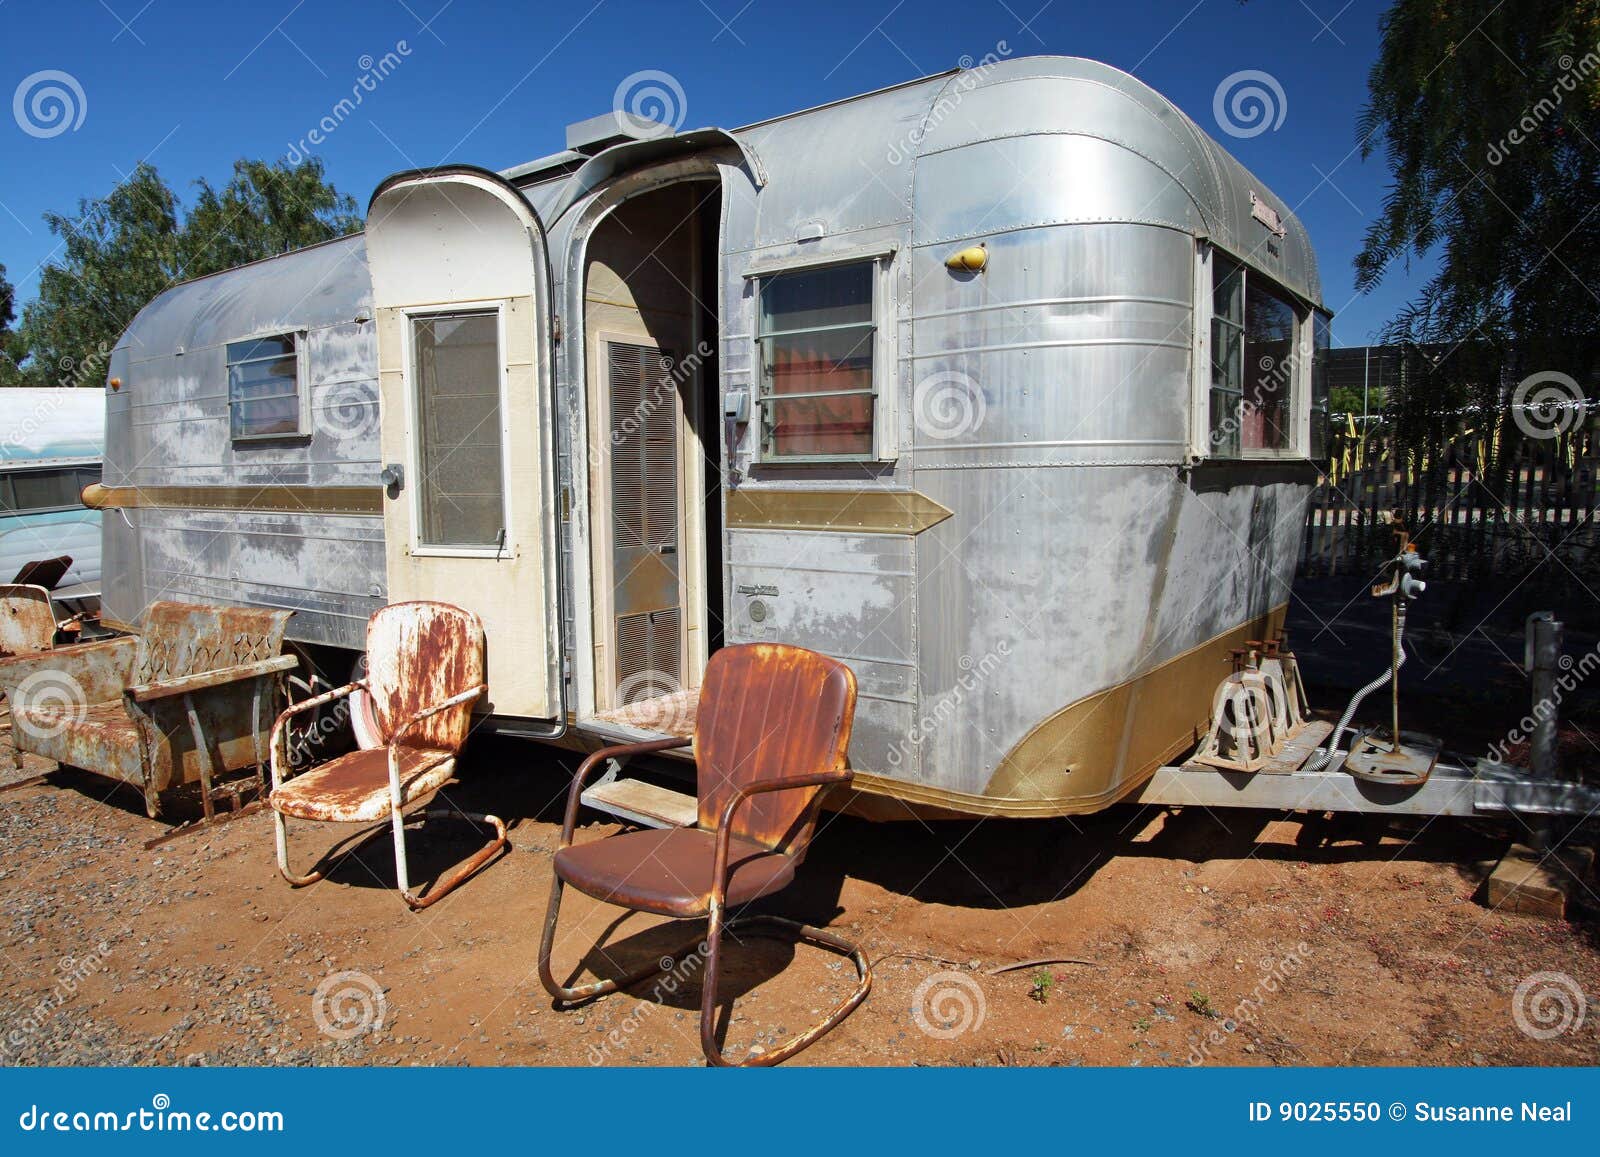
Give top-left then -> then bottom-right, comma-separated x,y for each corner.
581,776 -> 698,829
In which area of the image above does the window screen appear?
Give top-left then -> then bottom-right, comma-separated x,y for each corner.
757,262 -> 877,460
227,334 -> 301,439
412,311 -> 506,549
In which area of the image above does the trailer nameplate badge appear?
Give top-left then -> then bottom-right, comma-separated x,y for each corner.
1248,191 -> 1286,238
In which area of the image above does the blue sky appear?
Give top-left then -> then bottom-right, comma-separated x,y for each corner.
1,0 -> 1432,345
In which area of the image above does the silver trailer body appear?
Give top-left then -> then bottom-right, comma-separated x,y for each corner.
100,236 -> 383,652
98,56 -> 1327,818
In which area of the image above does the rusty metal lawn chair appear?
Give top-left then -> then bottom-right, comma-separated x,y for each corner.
0,600 -> 298,818
267,601 -> 506,910
538,642 -> 870,1066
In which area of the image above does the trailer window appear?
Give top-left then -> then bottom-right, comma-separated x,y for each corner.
757,262 -> 877,460
1208,255 -> 1303,456
0,467 -> 101,515
1310,311 -> 1332,459
411,310 -> 506,549
227,334 -> 303,440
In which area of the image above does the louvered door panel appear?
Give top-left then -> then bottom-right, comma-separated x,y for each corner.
608,341 -> 682,697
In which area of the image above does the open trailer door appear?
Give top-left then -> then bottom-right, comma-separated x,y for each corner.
365,167 -> 564,732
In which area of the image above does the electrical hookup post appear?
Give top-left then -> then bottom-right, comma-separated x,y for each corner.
1342,527 -> 1441,787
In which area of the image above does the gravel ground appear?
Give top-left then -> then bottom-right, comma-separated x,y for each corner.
1,716 -> 1596,1068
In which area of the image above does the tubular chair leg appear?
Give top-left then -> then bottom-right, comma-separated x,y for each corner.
400,808 -> 510,910
699,907 -> 872,1067
273,811 -> 325,887
537,874 -> 709,1004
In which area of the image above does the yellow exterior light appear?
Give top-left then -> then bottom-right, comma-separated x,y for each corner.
945,244 -> 987,272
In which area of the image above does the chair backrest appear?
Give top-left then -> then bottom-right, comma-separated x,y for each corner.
694,643 -> 857,852
364,601 -> 485,752
134,601 -> 294,683
0,584 -> 57,655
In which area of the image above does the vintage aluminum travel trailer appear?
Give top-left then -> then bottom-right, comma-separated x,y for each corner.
1,386 -> 104,605
94,55 -> 1339,819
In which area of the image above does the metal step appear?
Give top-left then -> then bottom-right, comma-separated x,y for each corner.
581,776 -> 698,829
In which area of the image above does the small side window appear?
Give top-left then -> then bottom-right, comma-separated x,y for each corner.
227,334 -> 303,440
756,261 -> 879,461
0,467 -> 101,514
1209,256 -> 1245,457
1310,311 -> 1332,459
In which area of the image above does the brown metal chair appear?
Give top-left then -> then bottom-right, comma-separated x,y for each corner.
538,642 -> 869,1066
267,601 -> 506,910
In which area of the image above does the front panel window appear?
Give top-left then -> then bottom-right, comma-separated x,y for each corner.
1208,253 -> 1304,456
1209,258 -> 1245,457
757,262 -> 877,460
227,334 -> 301,440
412,310 -> 505,549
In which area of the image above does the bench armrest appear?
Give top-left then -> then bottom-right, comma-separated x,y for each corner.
125,653 -> 299,703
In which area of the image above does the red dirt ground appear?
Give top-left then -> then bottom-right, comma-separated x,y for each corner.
1,732 -> 1596,1068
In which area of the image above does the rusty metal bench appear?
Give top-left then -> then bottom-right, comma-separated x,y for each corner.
0,600 -> 297,818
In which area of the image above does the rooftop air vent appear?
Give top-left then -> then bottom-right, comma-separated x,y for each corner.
565,110 -> 669,154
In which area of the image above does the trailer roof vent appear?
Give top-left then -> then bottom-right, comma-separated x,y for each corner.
565,110 -> 671,154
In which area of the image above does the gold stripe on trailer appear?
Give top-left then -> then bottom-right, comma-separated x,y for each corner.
81,483 -> 385,517
725,488 -> 953,535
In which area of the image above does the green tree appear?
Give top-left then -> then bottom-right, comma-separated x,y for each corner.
1356,1 -> 1600,378
16,157 -> 361,385
20,162 -> 182,385
180,157 -> 361,276
0,263 -> 25,386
